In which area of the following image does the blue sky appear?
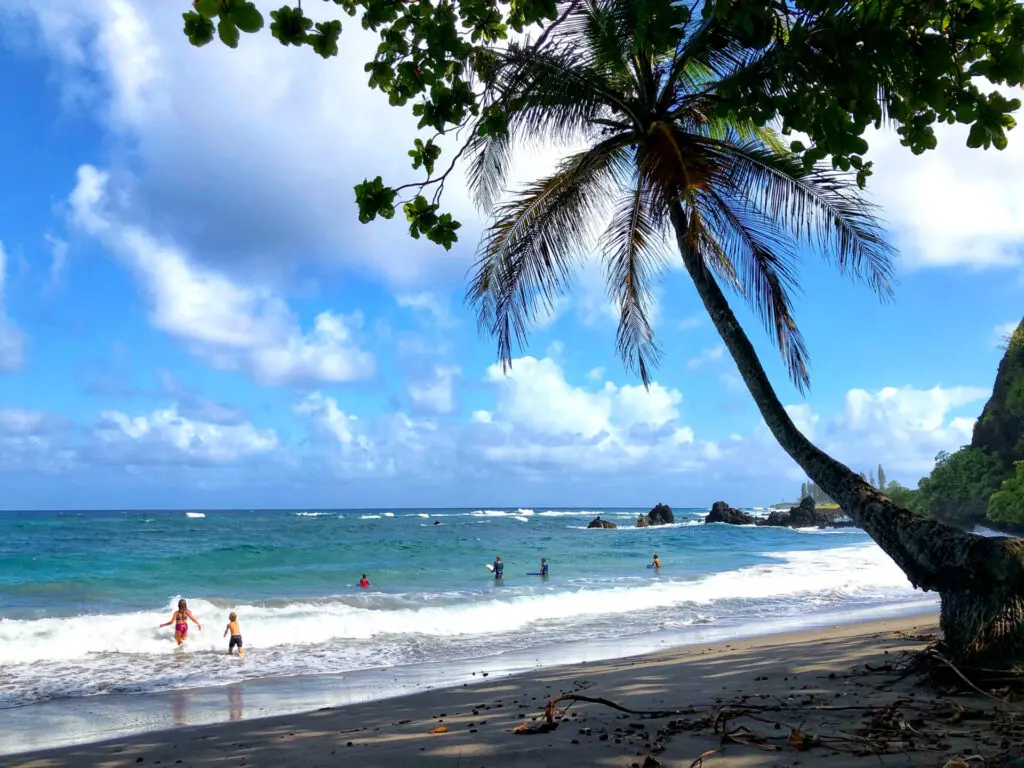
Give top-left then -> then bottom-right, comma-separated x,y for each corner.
0,1 -> 1020,511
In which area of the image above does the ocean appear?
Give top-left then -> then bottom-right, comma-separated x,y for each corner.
0,506 -> 938,750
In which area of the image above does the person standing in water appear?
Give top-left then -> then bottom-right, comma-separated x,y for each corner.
650,553 -> 661,569
540,557 -> 549,576
223,612 -> 244,657
493,555 -> 504,580
161,598 -> 201,646
359,574 -> 370,588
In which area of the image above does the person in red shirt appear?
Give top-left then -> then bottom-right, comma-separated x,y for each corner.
359,574 -> 370,588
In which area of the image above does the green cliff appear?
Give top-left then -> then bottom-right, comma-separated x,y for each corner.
972,318 -> 1024,465
913,317 -> 1024,530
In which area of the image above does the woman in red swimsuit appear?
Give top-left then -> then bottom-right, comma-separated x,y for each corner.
160,598 -> 202,646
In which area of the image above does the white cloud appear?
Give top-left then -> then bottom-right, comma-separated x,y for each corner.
545,340 -> 564,358
679,315 -> 703,331
0,409 -> 65,435
478,355 -> 702,471
44,234 -> 69,283
686,345 -> 725,370
471,409 -> 492,424
0,242 -> 26,372
865,90 -> 1024,271
408,365 -> 461,414
719,371 -> 745,393
2,0 -> 473,286
784,404 -> 820,441
92,406 -> 278,465
533,295 -> 570,330
764,385 -> 991,479
294,392 -> 366,449
396,293 -> 458,328
294,391 -> 456,479
67,164 -> 376,386
586,366 -> 605,382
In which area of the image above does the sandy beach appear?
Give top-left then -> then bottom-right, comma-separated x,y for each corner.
7,611 -> 1012,768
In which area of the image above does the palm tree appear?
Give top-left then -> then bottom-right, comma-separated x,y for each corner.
465,0 -> 1024,665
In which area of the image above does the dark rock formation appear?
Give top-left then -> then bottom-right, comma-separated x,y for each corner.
704,501 -> 756,525
704,498 -> 857,529
972,317 -> 1024,466
636,503 -> 675,527
587,515 -> 617,529
757,497 -> 854,529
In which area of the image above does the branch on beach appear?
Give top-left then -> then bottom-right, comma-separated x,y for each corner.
511,676 -> 1024,760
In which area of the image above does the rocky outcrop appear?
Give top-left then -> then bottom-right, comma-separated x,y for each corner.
587,515 -> 617,529
704,498 -> 857,529
704,501 -> 756,525
758,497 -> 854,528
636,503 -> 675,527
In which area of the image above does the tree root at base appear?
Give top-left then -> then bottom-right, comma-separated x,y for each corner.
867,640 -> 1024,704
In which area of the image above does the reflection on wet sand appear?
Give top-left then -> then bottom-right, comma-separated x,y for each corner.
229,686 -> 243,721
171,689 -> 188,726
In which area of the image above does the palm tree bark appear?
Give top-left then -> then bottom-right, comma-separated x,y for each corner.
669,203 -> 1024,665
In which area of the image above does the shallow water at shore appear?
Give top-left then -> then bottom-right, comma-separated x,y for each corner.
1,505 -> 937,745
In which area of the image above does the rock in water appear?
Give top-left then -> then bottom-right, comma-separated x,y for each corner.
648,503 -> 674,525
757,497 -> 856,529
587,515 -> 617,529
636,502 -> 674,527
704,501 -> 756,525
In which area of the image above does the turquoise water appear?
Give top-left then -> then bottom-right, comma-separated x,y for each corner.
0,506 -> 936,711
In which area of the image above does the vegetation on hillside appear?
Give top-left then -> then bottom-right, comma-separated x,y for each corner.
860,320 -> 1024,529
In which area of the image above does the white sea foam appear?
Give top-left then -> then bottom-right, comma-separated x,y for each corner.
185,512 -> 206,518
0,543 -> 926,668
513,516 -> 530,523
360,514 -> 382,519
294,512 -> 332,517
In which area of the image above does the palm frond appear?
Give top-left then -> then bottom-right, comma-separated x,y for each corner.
697,189 -> 812,391
494,44 -> 640,144
468,135 -> 633,368
700,137 -> 896,299
602,177 -> 666,386
465,123 -> 514,214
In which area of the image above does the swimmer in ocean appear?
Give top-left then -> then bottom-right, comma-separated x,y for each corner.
650,553 -> 661,569
160,598 -> 201,646
540,557 -> 549,576
493,555 -> 504,580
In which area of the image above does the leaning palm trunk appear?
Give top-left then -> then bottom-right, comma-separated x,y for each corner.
669,203 -> 1024,666
467,0 -> 1024,666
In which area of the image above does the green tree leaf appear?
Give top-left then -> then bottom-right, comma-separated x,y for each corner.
193,0 -> 221,18
425,212 -> 461,250
354,176 -> 397,224
218,17 -> 240,48
182,10 -> 215,47
269,5 -> 313,47
230,2 -> 264,34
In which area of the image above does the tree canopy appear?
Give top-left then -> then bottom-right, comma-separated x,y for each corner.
181,0 -> 1024,249
988,461 -> 1024,526
916,446 -> 1009,524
